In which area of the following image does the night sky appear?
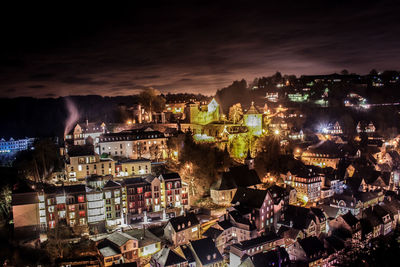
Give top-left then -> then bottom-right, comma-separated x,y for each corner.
1,1 -> 400,98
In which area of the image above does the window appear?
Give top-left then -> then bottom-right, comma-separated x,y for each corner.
79,211 -> 86,217
137,187 -> 143,194
78,195 -> 84,203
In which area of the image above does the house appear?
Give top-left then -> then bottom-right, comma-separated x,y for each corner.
231,188 -> 274,231
278,205 -> 327,238
210,163 -> 261,205
98,232 -> 139,265
188,238 -> 224,267
98,127 -> 167,160
103,180 -> 124,227
65,121 -> 106,146
65,145 -> 116,182
164,212 -> 200,246
329,212 -> 361,242
323,236 -> 345,267
176,244 -> 196,267
301,140 -> 343,169
287,236 -> 326,266
229,232 -> 284,267
363,205 -> 393,236
284,165 -> 322,202
12,184 -> 40,240
203,210 -> 258,255
150,247 -> 188,267
238,247 -> 290,267
125,228 -> 162,258
115,159 -> 152,177
99,246 -> 123,267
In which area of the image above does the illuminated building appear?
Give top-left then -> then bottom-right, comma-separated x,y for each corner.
210,158 -> 260,205
103,180 -> 124,227
185,98 -> 220,125
188,238 -> 224,267
265,92 -> 279,102
231,188 -> 275,231
115,159 -> 151,177
98,232 -> 138,266
43,184 -> 88,230
0,137 -> 34,154
65,145 -> 116,182
98,127 -> 167,160
11,185 -> 40,239
164,212 -> 200,246
301,141 -> 342,169
288,92 -> 309,102
65,121 -> 106,145
322,121 -> 343,135
284,166 -> 322,202
151,247 -> 188,267
243,102 -> 262,136
356,121 -> 376,133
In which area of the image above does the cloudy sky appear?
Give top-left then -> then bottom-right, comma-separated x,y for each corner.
1,0 -> 400,98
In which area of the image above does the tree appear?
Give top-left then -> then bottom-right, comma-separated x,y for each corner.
138,88 -> 166,121
341,69 -> 349,75
228,103 -> 243,123
369,69 -> 378,76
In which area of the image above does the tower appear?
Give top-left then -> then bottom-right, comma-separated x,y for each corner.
245,149 -> 254,170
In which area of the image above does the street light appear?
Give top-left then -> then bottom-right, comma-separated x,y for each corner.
274,129 -> 280,135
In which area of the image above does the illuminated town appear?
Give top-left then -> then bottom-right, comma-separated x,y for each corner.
2,1 -> 400,267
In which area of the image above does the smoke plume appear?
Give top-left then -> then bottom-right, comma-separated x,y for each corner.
64,98 -> 79,137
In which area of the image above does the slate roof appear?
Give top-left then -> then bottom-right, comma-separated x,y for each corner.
43,184 -> 87,195
231,188 -> 269,209
324,236 -> 345,253
107,232 -> 135,247
190,238 -> 223,265
161,172 -> 181,181
231,232 -> 281,250
341,212 -> 359,227
125,229 -> 161,247
99,246 -> 120,257
280,205 -> 315,230
152,247 -> 187,266
277,226 -> 301,240
298,237 -> 325,259
203,227 -> 223,239
103,179 -> 121,189
67,144 -> 95,157
180,244 -> 195,263
168,212 -> 199,232
213,165 -> 260,190
241,247 -> 290,267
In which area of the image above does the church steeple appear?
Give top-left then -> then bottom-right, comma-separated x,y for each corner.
245,149 -> 254,170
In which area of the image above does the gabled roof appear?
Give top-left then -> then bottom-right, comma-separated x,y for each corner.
160,172 -> 181,181
241,247 -> 290,267
190,238 -> 223,265
67,144 -> 95,157
168,212 -> 199,232
104,179 -> 121,189
180,244 -> 195,263
341,212 -> 359,227
203,227 -> 223,240
213,165 -> 260,190
125,229 -> 161,248
231,188 -> 270,209
152,247 -> 187,266
231,232 -> 281,250
298,237 -> 325,259
99,246 -> 120,257
107,232 -> 136,247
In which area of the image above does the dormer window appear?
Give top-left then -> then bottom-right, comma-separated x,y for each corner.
177,225 -> 181,230
207,255 -> 211,261
188,221 -> 191,227
213,253 -> 216,259
182,223 -> 185,229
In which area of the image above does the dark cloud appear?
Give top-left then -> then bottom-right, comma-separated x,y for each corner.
0,1 -> 400,97
29,85 -> 46,89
